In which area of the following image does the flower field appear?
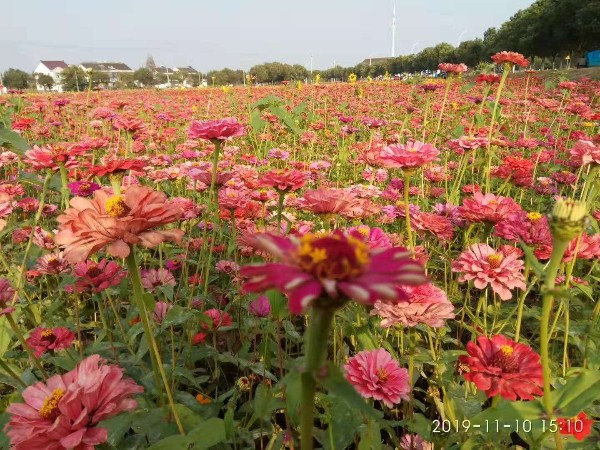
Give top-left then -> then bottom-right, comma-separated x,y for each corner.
0,55 -> 599,449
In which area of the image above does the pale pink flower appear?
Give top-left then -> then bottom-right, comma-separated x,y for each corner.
452,243 -> 526,300
380,140 -> 440,170
141,268 -> 176,291
344,348 -> 410,407
569,140 -> 600,167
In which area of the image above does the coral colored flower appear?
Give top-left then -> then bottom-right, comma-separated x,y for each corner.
476,74 -> 501,84
452,243 -> 525,300
557,412 -> 594,441
259,169 -> 307,192
35,252 -> 71,275
569,140 -> 600,166
248,295 -> 271,317
240,230 -> 427,314
89,158 -> 146,178
26,327 -> 75,357
458,192 -> 522,224
413,212 -> 455,242
4,354 -> 143,450
301,188 -> 357,215
73,259 -> 126,293
380,140 -> 440,170
0,277 -> 16,316
344,348 -> 410,407
188,117 -> 246,141
459,335 -> 543,400
218,187 -> 250,210
192,333 -> 207,345
202,308 -> 233,330
55,185 -> 184,263
491,51 -> 529,67
372,283 -> 455,328
438,62 -> 467,74
141,268 -> 176,291
562,233 -> 600,263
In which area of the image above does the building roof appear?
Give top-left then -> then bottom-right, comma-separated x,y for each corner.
40,60 -> 69,70
80,62 -> 133,71
360,57 -> 393,65
175,66 -> 198,74
155,66 -> 171,74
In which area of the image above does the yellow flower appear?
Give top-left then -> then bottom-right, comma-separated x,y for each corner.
348,73 -> 357,84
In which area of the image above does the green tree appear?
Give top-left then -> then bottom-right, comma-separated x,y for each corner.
36,74 -> 54,90
133,68 -> 155,87
60,66 -> 88,92
3,69 -> 30,89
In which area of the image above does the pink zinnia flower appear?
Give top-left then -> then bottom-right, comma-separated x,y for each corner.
239,230 -> 427,314
301,188 -> 357,215
399,434 -> 434,450
569,140 -> 600,166
188,117 -> 246,141
35,252 -> 71,275
202,308 -> 233,330
458,192 -> 522,224
438,62 -> 467,74
372,283 -> 455,328
344,348 -> 410,407
26,327 -> 75,357
413,212 -> 455,242
347,225 -> 392,249
494,211 -> 551,247
141,268 -> 176,291
73,259 -> 126,293
152,301 -> 173,325
459,335 -> 543,400
248,295 -> 271,317
491,51 -> 529,67
258,169 -> 307,192
380,140 -> 440,170
451,243 -> 525,300
0,277 -> 16,316
4,354 -> 143,450
562,233 -> 600,263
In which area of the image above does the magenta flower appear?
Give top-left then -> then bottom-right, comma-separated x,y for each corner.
26,327 -> 76,357
240,230 -> 427,314
344,348 -> 410,407
73,259 -> 126,293
569,140 -> 600,167
67,181 -> 101,197
458,192 -> 522,224
4,354 -> 143,449
188,117 -> 246,141
248,295 -> 271,317
451,243 -> 526,300
379,140 -> 440,170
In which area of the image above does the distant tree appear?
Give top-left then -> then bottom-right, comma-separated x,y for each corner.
146,55 -> 156,70
90,71 -> 110,88
133,68 -> 155,87
60,66 -> 88,92
115,72 -> 136,89
207,68 -> 243,85
3,69 -> 30,89
36,74 -> 54,90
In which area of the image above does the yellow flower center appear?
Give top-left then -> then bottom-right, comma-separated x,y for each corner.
376,368 -> 389,382
487,253 -> 503,269
105,195 -> 129,218
500,345 -> 514,357
41,329 -> 54,339
356,226 -> 370,237
527,212 -> 542,221
296,232 -> 370,280
40,388 -> 65,420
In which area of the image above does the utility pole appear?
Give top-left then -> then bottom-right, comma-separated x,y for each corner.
310,56 -> 313,75
391,1 -> 396,57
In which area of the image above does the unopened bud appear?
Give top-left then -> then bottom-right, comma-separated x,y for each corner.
550,198 -> 587,241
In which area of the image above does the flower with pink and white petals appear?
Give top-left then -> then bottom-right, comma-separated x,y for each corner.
240,230 -> 427,314
380,140 -> 440,170
451,243 -> 525,301
569,140 -> 600,167
344,348 -> 410,407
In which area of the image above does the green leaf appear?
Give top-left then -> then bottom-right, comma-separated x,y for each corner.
319,362 -> 382,420
450,125 -> 465,139
100,413 -> 135,447
553,370 -> 600,417
282,370 -> 302,425
252,382 -> 274,422
147,435 -> 190,450
0,316 -> 12,359
160,305 -> 197,331
267,289 -> 287,319
358,420 -> 382,450
187,418 -> 227,449
0,128 -> 30,155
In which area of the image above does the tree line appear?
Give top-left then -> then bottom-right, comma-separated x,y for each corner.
2,0 -> 598,89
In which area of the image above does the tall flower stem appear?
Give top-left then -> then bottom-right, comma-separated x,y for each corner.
484,63 -> 510,193
125,251 -> 185,435
0,357 -> 27,388
5,314 -> 48,379
403,171 -> 414,252
58,163 -> 70,209
300,307 -> 334,450
514,261 -> 531,342
202,140 -> 223,295
276,190 -> 286,233
434,77 -> 452,145
540,239 -> 569,450
407,327 -> 417,418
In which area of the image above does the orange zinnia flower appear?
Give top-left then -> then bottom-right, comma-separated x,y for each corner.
55,185 -> 184,263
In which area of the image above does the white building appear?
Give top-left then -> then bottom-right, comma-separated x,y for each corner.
80,62 -> 133,89
33,60 -> 69,92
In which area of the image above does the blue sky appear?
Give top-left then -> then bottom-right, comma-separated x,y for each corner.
2,0 -> 535,73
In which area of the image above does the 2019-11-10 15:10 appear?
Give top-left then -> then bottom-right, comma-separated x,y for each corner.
431,419 -> 587,434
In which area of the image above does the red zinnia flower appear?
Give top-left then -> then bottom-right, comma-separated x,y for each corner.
557,412 -> 594,441
344,348 -> 410,407
26,327 -> 76,357
89,158 -> 146,178
491,51 -> 529,67
259,169 -> 307,192
239,230 -> 427,314
73,259 -> 126,293
459,334 -> 543,400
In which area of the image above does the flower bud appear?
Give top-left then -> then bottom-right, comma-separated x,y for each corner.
550,198 -> 587,242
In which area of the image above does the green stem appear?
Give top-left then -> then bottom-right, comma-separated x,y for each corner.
540,238 -> 569,450
403,172 -> 414,252
514,262 -> 530,342
125,251 -> 186,435
276,190 -> 286,233
58,163 -> 70,209
407,327 -> 417,418
484,64 -> 510,193
434,77 -> 452,145
0,357 -> 27,388
300,307 -> 334,450
6,314 -> 48,379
